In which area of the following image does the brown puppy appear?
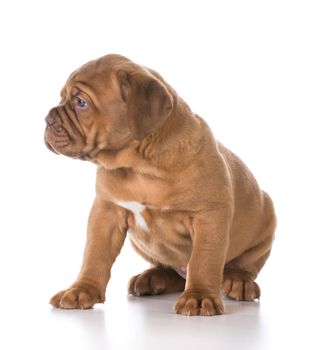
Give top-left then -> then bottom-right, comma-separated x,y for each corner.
45,54 -> 276,316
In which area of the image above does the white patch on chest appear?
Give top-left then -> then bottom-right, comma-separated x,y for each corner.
115,201 -> 148,231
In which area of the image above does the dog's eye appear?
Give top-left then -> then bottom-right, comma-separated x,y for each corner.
74,97 -> 88,109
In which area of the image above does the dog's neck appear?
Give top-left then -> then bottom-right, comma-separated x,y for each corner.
92,97 -> 206,176
137,97 -> 202,166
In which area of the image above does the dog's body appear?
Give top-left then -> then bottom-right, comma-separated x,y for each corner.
45,54 -> 276,316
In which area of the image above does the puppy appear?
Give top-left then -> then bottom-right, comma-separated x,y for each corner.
45,54 -> 276,316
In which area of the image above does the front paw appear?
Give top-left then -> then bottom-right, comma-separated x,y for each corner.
174,290 -> 224,316
50,283 -> 103,310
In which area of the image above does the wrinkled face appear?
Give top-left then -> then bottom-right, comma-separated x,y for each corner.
44,54 -> 173,162
45,59 -> 130,160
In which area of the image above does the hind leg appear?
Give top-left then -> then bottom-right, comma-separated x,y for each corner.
222,242 -> 274,300
222,262 -> 264,301
222,248 -> 272,301
223,226 -> 275,300
128,266 -> 186,296
222,193 -> 276,301
128,241 -> 186,296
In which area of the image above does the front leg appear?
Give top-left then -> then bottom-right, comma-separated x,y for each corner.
174,209 -> 231,316
50,197 -> 128,309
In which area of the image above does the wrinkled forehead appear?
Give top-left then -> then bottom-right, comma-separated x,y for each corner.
61,55 -> 133,96
64,60 -> 113,91
69,59 -> 104,82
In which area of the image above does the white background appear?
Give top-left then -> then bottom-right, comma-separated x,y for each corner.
0,1 -> 321,349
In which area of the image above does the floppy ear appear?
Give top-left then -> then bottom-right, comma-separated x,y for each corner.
117,69 -> 173,140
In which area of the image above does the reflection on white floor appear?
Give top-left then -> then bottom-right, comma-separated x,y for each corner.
0,229 -> 320,350
39,295 -> 268,350
2,282 -> 319,350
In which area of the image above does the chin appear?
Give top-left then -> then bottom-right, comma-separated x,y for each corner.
44,130 -> 85,159
44,139 -> 60,155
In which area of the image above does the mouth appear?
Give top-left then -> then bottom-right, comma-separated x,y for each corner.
44,126 -> 91,161
44,104 -> 89,159
44,139 -> 60,154
44,125 -> 71,154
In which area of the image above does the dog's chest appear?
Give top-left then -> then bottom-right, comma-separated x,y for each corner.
99,168 -> 192,265
115,200 -> 148,231
113,199 -> 192,267
114,199 -> 169,232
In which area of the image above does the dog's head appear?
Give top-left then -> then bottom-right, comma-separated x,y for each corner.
44,54 -> 173,160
